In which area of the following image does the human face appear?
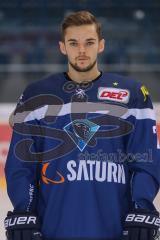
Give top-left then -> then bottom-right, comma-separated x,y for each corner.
59,24 -> 105,72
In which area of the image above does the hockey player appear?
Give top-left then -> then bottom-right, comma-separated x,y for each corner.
4,11 -> 160,240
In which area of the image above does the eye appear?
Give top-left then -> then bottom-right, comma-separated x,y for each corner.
69,42 -> 78,46
86,42 -> 94,46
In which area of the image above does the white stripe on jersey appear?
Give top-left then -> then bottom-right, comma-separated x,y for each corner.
24,102 -> 125,122
122,108 -> 156,120
24,105 -> 48,122
22,103 -> 155,122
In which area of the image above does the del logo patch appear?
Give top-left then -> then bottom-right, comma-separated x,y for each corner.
98,87 -> 130,103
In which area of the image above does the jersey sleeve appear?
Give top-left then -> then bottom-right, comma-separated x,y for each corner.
5,86 -> 42,212
126,84 -> 160,211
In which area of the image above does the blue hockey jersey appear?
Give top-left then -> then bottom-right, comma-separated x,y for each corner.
5,72 -> 160,240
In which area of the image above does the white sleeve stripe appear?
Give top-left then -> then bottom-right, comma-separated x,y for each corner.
122,108 -> 156,120
24,105 -> 48,122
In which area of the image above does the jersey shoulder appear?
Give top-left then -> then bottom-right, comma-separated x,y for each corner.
102,72 -> 151,109
103,72 -> 142,90
22,73 -> 64,100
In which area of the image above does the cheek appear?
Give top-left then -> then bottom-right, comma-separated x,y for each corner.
89,47 -> 99,58
89,45 -> 99,53
65,48 -> 77,59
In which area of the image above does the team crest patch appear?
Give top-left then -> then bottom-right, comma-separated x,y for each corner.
98,87 -> 130,103
64,119 -> 100,152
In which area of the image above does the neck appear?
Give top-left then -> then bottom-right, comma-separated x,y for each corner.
67,63 -> 100,83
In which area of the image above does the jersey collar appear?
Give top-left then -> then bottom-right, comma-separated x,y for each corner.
63,71 -> 102,84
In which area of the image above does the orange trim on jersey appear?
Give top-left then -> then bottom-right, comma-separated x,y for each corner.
41,162 -> 65,184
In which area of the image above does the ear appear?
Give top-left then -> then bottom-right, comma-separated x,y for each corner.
98,39 -> 105,53
59,41 -> 67,55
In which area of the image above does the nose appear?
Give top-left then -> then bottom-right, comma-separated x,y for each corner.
78,44 -> 85,54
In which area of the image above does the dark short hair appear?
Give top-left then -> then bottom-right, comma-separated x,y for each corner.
61,11 -> 102,41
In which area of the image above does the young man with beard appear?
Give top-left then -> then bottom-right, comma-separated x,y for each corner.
4,11 -> 160,240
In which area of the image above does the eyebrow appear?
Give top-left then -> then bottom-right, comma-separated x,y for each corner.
86,38 -> 96,41
67,38 -> 97,42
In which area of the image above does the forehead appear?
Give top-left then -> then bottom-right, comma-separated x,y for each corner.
64,24 -> 98,41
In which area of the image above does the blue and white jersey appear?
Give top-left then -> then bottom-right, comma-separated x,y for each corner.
5,72 -> 160,240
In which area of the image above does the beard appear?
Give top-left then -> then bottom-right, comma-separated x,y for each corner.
69,58 -> 97,72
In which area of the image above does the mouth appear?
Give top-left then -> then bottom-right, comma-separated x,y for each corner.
78,59 -> 88,60
77,57 -> 89,61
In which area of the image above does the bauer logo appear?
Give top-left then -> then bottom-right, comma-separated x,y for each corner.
4,216 -> 37,228
125,214 -> 160,227
98,87 -> 130,103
